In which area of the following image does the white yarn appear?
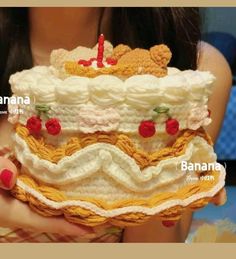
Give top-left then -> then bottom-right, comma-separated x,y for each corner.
16,163 -> 225,217
13,133 -> 216,193
9,66 -> 215,108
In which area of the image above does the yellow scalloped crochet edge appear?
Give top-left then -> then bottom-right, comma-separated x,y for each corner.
11,170 -> 220,227
64,61 -> 167,78
15,124 -> 212,169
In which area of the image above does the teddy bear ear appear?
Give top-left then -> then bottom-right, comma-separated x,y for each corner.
149,44 -> 172,68
50,49 -> 68,70
111,44 -> 132,60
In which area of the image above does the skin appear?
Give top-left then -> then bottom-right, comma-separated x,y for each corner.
0,8 -> 232,242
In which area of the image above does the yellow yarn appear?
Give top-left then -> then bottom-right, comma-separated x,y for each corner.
10,41 -> 218,227
64,61 -> 146,78
11,170 -> 220,227
63,43 -> 172,78
15,124 -> 212,169
12,124 -> 217,226
64,61 -> 167,78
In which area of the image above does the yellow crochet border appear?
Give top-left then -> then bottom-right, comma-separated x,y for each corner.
64,61 -> 167,78
11,169 -> 220,227
15,124 -> 212,169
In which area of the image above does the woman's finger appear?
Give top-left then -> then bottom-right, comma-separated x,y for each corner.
0,157 -> 18,190
0,157 -> 95,237
211,188 -> 227,206
30,215 -> 95,237
0,191 -> 95,237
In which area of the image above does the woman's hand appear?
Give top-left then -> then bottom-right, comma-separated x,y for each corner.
0,156 -> 95,237
211,188 -> 227,206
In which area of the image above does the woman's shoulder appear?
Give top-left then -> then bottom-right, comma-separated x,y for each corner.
197,41 -> 232,85
197,41 -> 232,142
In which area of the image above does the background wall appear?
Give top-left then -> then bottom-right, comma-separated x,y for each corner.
201,7 -> 236,37
202,8 -> 236,185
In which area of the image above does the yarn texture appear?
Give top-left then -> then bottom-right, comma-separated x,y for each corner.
7,39 -> 225,227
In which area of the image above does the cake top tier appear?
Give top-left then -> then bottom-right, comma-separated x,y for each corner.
9,35 -> 215,110
50,34 -> 172,79
8,36 -> 215,144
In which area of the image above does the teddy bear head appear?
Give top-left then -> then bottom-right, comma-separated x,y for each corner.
110,44 -> 172,77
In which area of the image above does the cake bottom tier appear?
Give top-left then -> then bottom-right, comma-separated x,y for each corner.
11,164 -> 225,227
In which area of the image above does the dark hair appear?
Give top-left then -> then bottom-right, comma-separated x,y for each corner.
0,7 -> 201,112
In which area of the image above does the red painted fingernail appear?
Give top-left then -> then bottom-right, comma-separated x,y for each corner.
0,169 -> 13,188
162,220 -> 176,227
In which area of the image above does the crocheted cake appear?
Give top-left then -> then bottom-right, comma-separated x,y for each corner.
8,35 -> 226,227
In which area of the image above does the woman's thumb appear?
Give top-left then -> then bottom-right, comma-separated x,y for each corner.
0,157 -> 17,190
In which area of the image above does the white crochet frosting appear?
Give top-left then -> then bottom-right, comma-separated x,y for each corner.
9,66 -> 214,108
8,65 -> 215,133
13,132 -> 217,200
16,163 -> 225,216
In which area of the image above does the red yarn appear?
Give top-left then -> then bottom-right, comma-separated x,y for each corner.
165,118 -> 179,135
106,57 -> 118,65
26,116 -> 42,135
138,120 -> 156,138
45,118 -> 61,136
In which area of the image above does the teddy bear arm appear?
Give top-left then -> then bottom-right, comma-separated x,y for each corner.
111,44 -> 132,60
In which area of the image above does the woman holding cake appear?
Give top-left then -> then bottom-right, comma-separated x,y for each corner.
0,7 -> 232,242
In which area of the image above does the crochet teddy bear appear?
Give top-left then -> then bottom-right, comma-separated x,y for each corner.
51,41 -> 172,78
110,43 -> 172,77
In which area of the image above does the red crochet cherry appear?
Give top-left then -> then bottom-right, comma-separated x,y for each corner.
165,118 -> 179,135
138,120 -> 156,138
45,118 -> 61,136
26,116 -> 42,135
162,220 -> 176,227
